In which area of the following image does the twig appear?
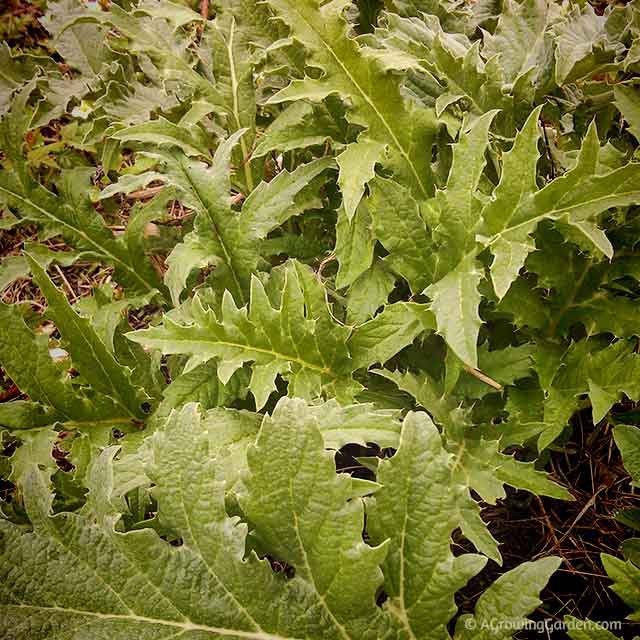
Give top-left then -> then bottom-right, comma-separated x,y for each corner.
534,496 -> 569,562
200,0 -> 209,19
463,365 -> 502,390
127,185 -> 165,200
54,264 -> 76,302
317,252 -> 336,279
556,486 -> 605,547
541,119 -> 556,180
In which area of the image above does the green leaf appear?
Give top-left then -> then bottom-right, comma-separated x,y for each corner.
374,13 -> 511,121
162,130 -> 254,305
111,117 -> 212,157
348,302 -> 435,370
346,260 -> 396,324
0,159 -> 162,297
130,262 -> 356,408
116,396 -> 403,503
335,202 -> 375,289
240,156 -> 335,238
431,109 -> 498,269
29,256 -> 146,419
481,120 -> 640,299
264,0 -> 437,198
448,428 -> 572,504
0,401 -> 54,431
336,139 -> 385,221
242,397 -> 391,638
155,360 -> 236,417
481,106 -> 541,299
553,3 -> 619,84
455,557 -> 562,639
368,177 -> 435,292
0,44 -> 54,116
253,100 -> 347,157
425,253 -> 483,367
0,438 -> 299,639
528,340 -> 640,449
201,13 -> 259,191
614,84 -> 640,142
163,135 -> 333,306
367,411 -> 488,637
455,343 -> 534,399
375,370 -> 571,505
2,2 -> 639,630
482,0 -> 553,87
8,428 -> 58,486
43,0 -> 115,76
0,299 -> 140,431
0,302 -> 75,420
524,229 -> 640,339
373,368 -> 455,425
0,244 -> 81,293
614,424 -> 640,487
565,616 -> 622,640
601,554 -> 640,622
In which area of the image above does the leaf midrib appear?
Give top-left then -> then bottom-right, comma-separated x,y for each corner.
288,479 -> 352,640
138,334 -> 335,377
488,182 -> 640,242
3,604 -> 303,640
177,158 -> 247,305
0,185 -> 158,295
226,17 -> 255,192
283,3 -> 429,198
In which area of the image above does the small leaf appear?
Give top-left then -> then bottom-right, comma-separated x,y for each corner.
336,139 -> 385,221
368,177 -> 435,292
614,84 -> 640,142
425,254 -> 483,367
456,557 -> 562,640
349,302 -> 435,370
614,424 -> 640,486
111,117 -> 211,157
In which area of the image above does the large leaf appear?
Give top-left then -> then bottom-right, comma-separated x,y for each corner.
29,256 -> 147,420
155,132 -> 333,305
242,399 -> 391,637
367,411 -> 488,636
0,396 -> 564,639
263,0 -> 438,198
0,144 -> 163,297
367,410 -> 561,637
481,118 -> 640,300
130,261 -> 357,408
